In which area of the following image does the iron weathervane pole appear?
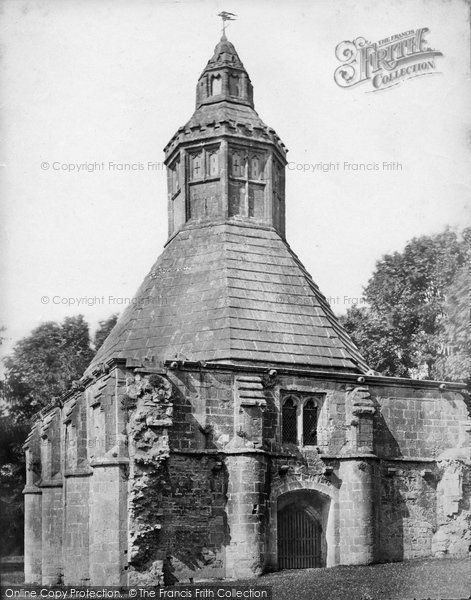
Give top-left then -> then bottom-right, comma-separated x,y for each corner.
218,11 -> 237,36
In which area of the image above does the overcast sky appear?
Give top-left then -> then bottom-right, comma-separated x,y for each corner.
1,0 -> 470,357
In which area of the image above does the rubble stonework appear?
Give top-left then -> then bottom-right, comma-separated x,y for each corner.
24,35 -> 471,585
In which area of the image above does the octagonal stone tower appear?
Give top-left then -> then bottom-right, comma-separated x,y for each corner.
165,34 -> 286,240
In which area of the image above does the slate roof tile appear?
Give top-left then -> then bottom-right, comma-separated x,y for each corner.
86,223 -> 368,374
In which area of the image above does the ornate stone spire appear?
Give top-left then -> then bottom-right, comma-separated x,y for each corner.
196,34 -> 254,108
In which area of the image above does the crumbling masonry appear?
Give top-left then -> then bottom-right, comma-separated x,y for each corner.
24,35 -> 471,585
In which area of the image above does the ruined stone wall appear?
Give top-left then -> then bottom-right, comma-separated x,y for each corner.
169,370 -> 234,451
24,365 -> 129,586
371,385 -> 471,563
25,363 -> 470,586
373,387 -> 469,459
125,370 -> 232,584
377,461 -> 437,561
124,370 -> 354,581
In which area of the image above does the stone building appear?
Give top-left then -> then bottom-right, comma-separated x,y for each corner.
24,34 -> 471,586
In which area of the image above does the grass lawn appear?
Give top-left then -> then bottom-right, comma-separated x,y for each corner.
234,557 -> 471,600
1,557 -> 470,600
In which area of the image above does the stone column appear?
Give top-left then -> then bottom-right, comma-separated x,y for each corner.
336,384 -> 377,564
89,460 -> 129,585
338,459 -> 375,564
63,473 -> 91,584
39,409 -> 64,585
224,452 -> 268,578
24,485 -> 42,583
24,430 -> 43,584
41,483 -> 64,585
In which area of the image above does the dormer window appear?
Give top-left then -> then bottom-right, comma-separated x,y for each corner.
210,74 -> 222,96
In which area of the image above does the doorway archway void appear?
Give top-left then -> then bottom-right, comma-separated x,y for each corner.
276,490 -> 330,570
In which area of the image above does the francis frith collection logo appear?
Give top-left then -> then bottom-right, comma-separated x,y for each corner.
334,27 -> 443,91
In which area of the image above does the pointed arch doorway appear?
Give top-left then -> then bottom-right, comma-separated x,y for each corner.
277,504 -> 321,569
276,490 -> 329,570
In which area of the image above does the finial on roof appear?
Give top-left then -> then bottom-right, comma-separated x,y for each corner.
218,10 -> 237,37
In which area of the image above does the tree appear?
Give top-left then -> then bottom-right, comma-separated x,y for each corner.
3,315 -> 94,423
0,313 -> 119,556
94,313 -> 118,352
433,265 -> 471,386
342,306 -> 407,377
0,413 -> 28,555
343,227 -> 471,382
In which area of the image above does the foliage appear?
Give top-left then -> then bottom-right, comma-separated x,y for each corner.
343,228 -> 471,383
0,313 -> 118,555
0,413 -> 28,555
3,316 -> 94,423
433,265 -> 471,386
93,313 -> 118,352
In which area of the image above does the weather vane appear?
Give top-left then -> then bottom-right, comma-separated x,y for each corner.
218,11 -> 237,36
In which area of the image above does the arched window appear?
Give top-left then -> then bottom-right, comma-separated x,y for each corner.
230,74 -> 241,96
191,154 -> 202,179
282,398 -> 297,444
251,156 -> 260,179
209,151 -> 218,176
303,399 -> 318,445
210,74 -> 222,96
170,159 -> 180,192
232,153 -> 244,177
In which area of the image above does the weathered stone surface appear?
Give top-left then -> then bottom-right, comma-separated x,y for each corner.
23,33 -> 471,587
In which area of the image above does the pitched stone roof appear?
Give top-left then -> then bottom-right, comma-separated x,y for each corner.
87,222 -> 368,374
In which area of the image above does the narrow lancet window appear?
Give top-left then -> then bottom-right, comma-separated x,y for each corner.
303,399 -> 318,445
210,74 -> 222,95
282,398 -> 297,444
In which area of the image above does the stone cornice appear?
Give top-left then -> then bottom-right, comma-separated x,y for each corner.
164,123 -> 287,165
163,359 -> 466,392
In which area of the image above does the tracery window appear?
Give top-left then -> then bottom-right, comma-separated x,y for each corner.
281,393 -> 322,446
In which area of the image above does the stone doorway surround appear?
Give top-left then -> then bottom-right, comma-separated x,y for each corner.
268,477 -> 337,570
